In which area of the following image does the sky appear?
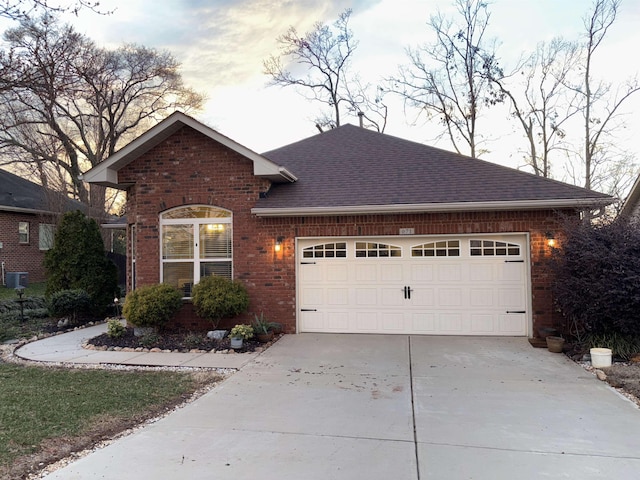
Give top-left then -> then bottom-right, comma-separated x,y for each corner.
25,0 -> 640,189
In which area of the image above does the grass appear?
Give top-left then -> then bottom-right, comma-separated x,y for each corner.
0,282 -> 47,300
0,363 -> 217,478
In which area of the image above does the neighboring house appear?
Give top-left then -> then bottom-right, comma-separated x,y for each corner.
84,112 -> 613,337
619,173 -> 640,221
0,169 -> 85,285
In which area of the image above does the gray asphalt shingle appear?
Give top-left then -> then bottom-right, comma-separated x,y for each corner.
259,124 -> 612,210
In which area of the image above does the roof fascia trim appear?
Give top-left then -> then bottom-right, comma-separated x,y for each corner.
252,198 -> 614,217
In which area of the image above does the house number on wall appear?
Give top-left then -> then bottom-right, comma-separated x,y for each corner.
399,228 -> 415,235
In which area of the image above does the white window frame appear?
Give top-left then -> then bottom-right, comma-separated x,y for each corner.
159,205 -> 233,298
18,222 -> 29,244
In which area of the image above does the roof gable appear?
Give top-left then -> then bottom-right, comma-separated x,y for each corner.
83,112 -> 296,188
255,124 -> 613,216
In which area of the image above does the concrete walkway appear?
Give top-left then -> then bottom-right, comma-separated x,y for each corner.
14,324 -> 258,369
32,333 -> 640,479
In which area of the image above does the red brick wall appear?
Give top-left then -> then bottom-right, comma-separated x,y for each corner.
0,211 -> 50,284
118,126 -> 572,336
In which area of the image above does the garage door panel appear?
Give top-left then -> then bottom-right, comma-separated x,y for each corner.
381,263 -> 403,281
298,236 -> 529,336
356,288 -> 378,305
301,287 -> 324,305
470,313 -> 495,333
438,313 -> 463,332
327,264 -> 349,282
469,263 -> 494,282
327,312 -> 350,330
410,264 -> 434,282
412,288 -> 435,306
411,313 -> 436,332
381,287 -> 403,306
381,313 -> 404,332
355,264 -> 377,282
469,288 -> 494,307
327,288 -> 348,305
437,264 -> 462,282
499,313 -> 527,335
438,288 -> 463,307
356,312 -> 378,331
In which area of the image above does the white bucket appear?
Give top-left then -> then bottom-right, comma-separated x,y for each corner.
590,348 -> 612,368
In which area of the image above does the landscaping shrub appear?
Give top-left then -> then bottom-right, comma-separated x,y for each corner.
0,297 -> 47,314
551,219 -> 640,338
48,289 -> 92,321
191,276 -> 250,328
122,283 -> 183,329
106,319 -> 126,339
44,210 -> 119,314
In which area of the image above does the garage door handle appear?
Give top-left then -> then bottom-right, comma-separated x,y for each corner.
301,262 -> 317,265
506,310 -> 526,314
301,309 -> 317,312
504,260 -> 524,263
402,286 -> 413,299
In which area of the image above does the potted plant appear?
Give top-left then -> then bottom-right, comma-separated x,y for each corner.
252,312 -> 274,343
229,324 -> 254,349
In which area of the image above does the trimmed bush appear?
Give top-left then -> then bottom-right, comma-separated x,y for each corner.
191,276 -> 250,328
48,289 -> 92,322
45,210 -> 119,314
107,319 -> 126,339
122,283 -> 183,329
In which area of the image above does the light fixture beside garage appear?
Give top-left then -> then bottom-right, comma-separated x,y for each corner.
274,236 -> 284,252
545,232 -> 556,248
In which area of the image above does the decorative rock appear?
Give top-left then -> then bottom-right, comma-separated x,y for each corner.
135,347 -> 144,352
595,369 -> 607,381
254,347 -> 264,353
113,347 -> 123,351
150,348 -> 162,353
122,347 -> 135,352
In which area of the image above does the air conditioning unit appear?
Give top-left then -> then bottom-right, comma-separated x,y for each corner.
6,272 -> 28,289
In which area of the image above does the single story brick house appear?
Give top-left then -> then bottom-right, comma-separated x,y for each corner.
0,169 -> 85,285
84,112 -> 613,337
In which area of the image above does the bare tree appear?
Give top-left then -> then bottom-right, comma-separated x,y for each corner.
0,0 -> 106,21
390,0 -> 502,158
571,0 -> 640,191
264,9 -> 386,131
0,15 -> 204,210
487,38 -> 581,177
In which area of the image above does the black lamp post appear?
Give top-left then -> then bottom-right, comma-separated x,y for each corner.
15,285 -> 26,322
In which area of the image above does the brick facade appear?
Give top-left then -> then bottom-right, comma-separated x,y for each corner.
117,126 -> 571,337
0,211 -> 54,284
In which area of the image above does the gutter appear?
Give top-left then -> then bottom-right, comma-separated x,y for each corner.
252,198 -> 614,217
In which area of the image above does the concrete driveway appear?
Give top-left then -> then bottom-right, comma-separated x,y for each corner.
42,334 -> 640,479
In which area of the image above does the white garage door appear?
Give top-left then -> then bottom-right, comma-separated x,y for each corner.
297,235 -> 529,336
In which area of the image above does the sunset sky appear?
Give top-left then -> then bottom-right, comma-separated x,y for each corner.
39,0 -> 640,186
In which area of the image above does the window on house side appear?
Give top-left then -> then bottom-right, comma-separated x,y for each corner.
39,224 -> 55,250
18,222 -> 29,244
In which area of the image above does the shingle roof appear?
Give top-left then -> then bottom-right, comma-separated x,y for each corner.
256,124 -> 612,214
0,169 -> 84,213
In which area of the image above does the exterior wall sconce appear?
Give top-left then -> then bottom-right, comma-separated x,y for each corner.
274,236 -> 284,253
545,232 -> 556,248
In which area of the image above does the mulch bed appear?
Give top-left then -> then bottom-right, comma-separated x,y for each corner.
88,328 -> 265,353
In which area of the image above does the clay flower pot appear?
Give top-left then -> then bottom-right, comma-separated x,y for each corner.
546,336 -> 565,353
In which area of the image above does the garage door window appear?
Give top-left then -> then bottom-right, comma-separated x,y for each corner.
412,240 -> 460,257
302,242 -> 347,258
470,239 -> 520,256
355,242 -> 401,258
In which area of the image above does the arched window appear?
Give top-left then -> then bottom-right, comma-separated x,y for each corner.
160,205 -> 232,297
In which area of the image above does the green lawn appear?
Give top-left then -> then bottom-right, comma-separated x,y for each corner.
0,363 -> 218,478
0,282 -> 47,300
